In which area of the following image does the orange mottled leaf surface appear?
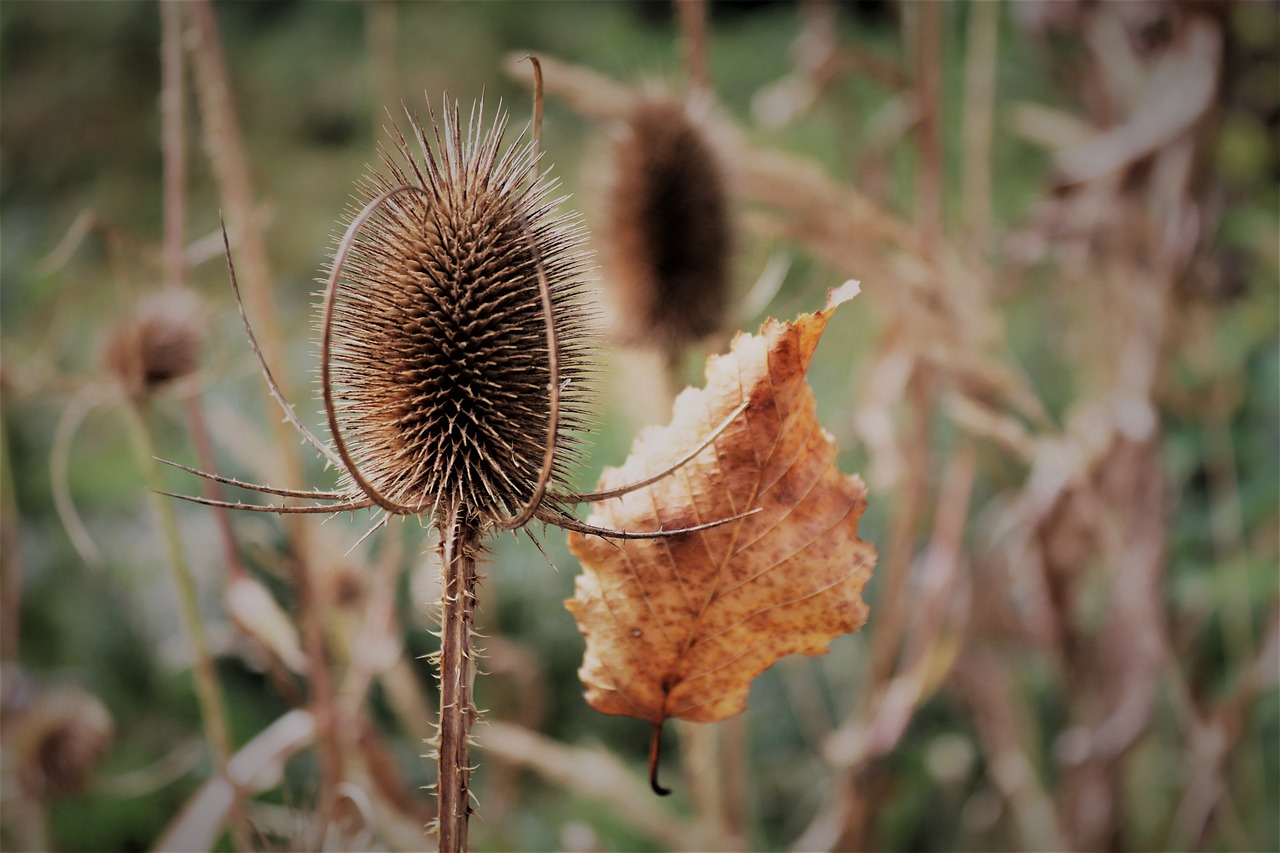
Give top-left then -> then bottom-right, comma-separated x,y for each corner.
566,282 -> 876,725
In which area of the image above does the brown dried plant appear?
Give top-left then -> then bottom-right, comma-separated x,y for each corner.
165,92 -> 753,851
602,93 -> 731,365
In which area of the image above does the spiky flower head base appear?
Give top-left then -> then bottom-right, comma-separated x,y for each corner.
323,101 -> 596,528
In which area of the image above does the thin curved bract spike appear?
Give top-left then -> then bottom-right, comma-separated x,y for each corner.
553,400 -> 750,504
490,208 -> 560,531
345,511 -> 392,556
523,55 -> 545,180
220,221 -> 344,471
157,458 -> 351,501
522,527 -> 560,573
319,185 -> 433,517
537,505 -> 761,541
158,490 -> 375,515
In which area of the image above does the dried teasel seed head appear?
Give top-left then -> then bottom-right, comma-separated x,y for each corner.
1,673 -> 114,800
323,100 -> 596,526
602,94 -> 731,352
104,289 -> 204,398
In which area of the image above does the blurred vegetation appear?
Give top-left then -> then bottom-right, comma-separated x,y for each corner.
1,1 -> 1276,851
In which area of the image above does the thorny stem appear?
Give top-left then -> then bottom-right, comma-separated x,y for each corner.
123,402 -> 233,778
434,505 -> 483,853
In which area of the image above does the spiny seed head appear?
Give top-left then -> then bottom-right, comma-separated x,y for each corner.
323,100 -> 596,526
603,94 -> 731,351
104,289 -> 204,398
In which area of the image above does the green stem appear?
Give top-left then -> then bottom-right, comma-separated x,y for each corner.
123,401 -> 233,772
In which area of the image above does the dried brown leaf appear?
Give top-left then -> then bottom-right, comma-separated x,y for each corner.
567,282 -> 875,725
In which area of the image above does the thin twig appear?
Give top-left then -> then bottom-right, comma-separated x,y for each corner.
960,0 -> 999,239
162,0 -> 250,592
910,0 -> 944,257
187,1 -> 345,813
676,0 -> 710,93
185,1 -> 345,819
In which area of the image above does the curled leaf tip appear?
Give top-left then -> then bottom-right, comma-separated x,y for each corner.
826,279 -> 862,311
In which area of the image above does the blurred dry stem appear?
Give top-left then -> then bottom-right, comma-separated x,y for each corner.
123,402 -> 233,782
161,0 -> 249,591
960,0 -> 999,238
186,0 -> 345,817
676,0 -> 709,93
477,720 -> 695,850
906,0 -> 944,256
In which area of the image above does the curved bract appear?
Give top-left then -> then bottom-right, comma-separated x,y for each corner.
167,96 -> 752,543
324,101 -> 596,526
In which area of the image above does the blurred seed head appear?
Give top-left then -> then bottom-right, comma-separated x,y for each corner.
104,289 -> 204,399
602,94 -> 731,352
323,101 -> 596,526
1,671 -> 114,800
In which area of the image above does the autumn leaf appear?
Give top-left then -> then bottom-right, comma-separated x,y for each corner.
566,281 -> 876,729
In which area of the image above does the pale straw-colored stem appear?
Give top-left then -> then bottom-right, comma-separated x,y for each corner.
123,401 -> 233,775
160,0 -> 248,585
960,0 -> 999,239
909,0 -> 944,257
676,0 -> 710,93
186,0 -> 344,811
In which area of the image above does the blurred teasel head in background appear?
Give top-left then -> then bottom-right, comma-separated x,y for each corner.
321,100 -> 597,528
601,93 -> 732,354
103,289 -> 205,400
1,670 -> 114,801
